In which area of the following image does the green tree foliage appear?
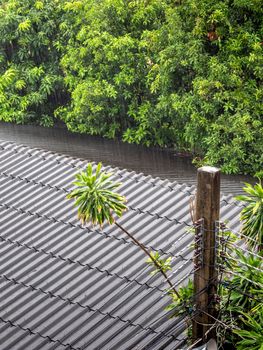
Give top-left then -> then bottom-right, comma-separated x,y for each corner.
148,0 -> 263,174
0,0 -> 67,126
1,0 -> 262,175
58,0 -> 169,141
59,0 -> 263,175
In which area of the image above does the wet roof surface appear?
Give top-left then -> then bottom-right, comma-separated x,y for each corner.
0,140 -> 243,350
0,122 -> 254,196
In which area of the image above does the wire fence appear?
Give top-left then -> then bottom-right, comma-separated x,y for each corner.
153,218 -> 263,349
206,221 -> 262,349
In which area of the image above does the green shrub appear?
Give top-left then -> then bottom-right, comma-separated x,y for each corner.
58,0 -> 168,141
1,0 -> 262,175
0,0 -> 67,125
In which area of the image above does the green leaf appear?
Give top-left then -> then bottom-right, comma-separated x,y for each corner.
18,19 -> 31,32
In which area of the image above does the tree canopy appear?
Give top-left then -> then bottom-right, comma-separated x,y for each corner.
0,0 -> 262,175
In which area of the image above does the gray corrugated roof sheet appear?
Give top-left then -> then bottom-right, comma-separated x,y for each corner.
0,140 -> 243,350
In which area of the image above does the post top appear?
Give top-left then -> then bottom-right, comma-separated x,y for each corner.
198,166 -> 220,174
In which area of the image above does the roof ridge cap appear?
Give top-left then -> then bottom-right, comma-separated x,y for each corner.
0,139 -> 195,195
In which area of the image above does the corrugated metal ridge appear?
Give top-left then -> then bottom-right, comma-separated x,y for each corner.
0,318 -> 66,350
0,139 -> 245,208
0,277 -> 187,350
0,141 -> 242,277
0,235 -> 189,350
0,142 -> 194,349
0,140 -> 195,195
0,150 -> 244,233
0,139 -> 243,349
0,204 -> 193,290
2,168 -> 194,253
0,273 -> 183,342
0,177 -> 191,258
0,197 -> 192,292
0,144 -> 245,234
0,170 -> 191,226
0,209 -> 187,293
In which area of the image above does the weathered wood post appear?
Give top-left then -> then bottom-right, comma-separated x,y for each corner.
192,166 -> 220,344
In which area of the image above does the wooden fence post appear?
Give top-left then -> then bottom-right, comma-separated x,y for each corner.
192,166 -> 221,344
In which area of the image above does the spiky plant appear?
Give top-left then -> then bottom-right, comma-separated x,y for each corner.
67,163 -> 127,226
233,303 -> 263,350
236,182 -> 263,252
67,162 -> 180,298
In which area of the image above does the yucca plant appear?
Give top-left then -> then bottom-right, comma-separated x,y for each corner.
67,163 -> 180,298
219,247 -> 263,348
68,163 -> 127,226
224,251 -> 263,311
236,182 -> 263,252
233,304 -> 263,350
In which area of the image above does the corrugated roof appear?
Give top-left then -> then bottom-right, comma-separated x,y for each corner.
0,140 -> 243,350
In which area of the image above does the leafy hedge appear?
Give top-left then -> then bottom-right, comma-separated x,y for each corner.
0,0 -> 262,175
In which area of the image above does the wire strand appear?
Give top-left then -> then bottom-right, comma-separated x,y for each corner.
218,267 -> 263,289
223,254 -> 263,273
225,242 -> 263,260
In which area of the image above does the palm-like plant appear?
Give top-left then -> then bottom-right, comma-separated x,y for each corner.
225,251 -> 263,311
67,163 -> 180,297
236,182 -> 263,252
233,304 -> 263,350
67,163 -> 127,226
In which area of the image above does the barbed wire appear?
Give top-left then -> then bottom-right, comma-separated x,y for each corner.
218,266 -> 263,289
186,337 -> 203,350
209,222 -> 233,318
221,254 -> 263,273
171,240 -> 195,260
123,304 -> 193,347
170,244 -> 201,264
146,289 -> 201,330
167,260 -> 194,280
171,230 -> 193,247
162,270 -> 194,296
224,242 -> 263,260
219,282 -> 262,302
163,263 -> 221,298
196,309 -> 240,331
222,226 -> 260,245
